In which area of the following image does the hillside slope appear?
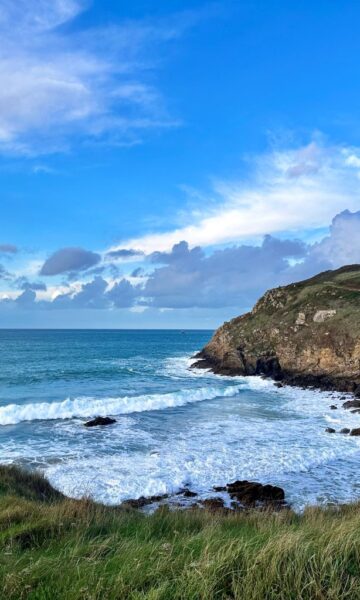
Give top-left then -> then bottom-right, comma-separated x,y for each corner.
194,265 -> 360,392
3,465 -> 360,599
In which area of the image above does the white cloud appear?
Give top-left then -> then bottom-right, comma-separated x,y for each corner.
113,140 -> 360,252
0,0 -> 186,154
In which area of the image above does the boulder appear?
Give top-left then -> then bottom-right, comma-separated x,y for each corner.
226,480 -> 285,506
122,493 -> 169,508
350,428 -> 360,436
340,428 -> 350,434
330,405 -> 338,410
325,427 -> 336,433
182,489 -> 197,498
200,497 -> 225,511
343,399 -> 360,410
84,416 -> 117,427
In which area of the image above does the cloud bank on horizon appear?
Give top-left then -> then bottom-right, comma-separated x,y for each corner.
1,0 -> 360,327
2,207 -> 360,318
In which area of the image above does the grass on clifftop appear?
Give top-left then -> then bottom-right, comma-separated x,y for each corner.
1,466 -> 360,600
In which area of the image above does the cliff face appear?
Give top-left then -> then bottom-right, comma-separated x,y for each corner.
194,265 -> 360,393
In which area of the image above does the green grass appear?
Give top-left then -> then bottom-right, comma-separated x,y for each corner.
1,467 -> 360,599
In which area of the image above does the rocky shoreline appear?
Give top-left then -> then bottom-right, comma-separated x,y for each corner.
191,350 -> 360,397
121,479 -> 287,514
191,356 -> 360,436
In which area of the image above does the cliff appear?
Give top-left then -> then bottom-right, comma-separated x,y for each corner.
194,265 -> 360,393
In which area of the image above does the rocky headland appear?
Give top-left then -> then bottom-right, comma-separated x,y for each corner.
193,265 -> 360,395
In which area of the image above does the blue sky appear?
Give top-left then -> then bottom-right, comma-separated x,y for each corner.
1,0 -> 360,328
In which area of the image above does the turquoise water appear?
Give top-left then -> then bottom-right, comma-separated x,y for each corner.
1,329 -> 360,509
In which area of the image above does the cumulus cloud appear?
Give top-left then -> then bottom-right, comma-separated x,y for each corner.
15,288 -> 37,307
18,278 -> 47,291
51,275 -> 136,309
310,210 -> 360,268
112,140 -> 360,253
142,210 -> 360,310
106,248 -> 144,260
107,279 -> 137,308
143,238 -> 307,308
40,247 -> 101,276
0,0 -> 192,154
53,276 -> 109,309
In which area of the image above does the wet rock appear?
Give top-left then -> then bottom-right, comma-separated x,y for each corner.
122,493 -> 169,509
226,480 -> 285,506
84,416 -> 116,427
182,489 -> 197,498
213,485 -> 227,492
200,497 -> 225,511
325,427 -> 336,433
343,399 -> 360,410
340,428 -> 350,434
350,428 -> 360,436
330,405 -> 338,410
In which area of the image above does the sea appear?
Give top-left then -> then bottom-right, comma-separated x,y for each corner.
1,329 -> 360,511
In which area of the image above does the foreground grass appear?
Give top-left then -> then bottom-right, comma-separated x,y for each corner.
1,467 -> 360,599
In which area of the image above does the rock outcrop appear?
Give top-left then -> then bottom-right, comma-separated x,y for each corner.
84,416 -> 117,427
194,265 -> 360,393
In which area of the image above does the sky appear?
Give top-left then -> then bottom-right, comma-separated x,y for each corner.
1,0 -> 360,328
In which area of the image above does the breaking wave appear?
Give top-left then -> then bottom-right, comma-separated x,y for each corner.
0,384 -> 243,426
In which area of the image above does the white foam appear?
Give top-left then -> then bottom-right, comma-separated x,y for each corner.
0,384 -> 242,425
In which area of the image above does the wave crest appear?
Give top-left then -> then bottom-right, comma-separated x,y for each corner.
0,384 -> 242,425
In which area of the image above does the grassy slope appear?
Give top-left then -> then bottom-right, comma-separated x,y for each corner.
1,467 -> 360,599
218,265 -> 360,370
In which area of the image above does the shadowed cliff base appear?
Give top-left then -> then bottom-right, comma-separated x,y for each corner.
193,265 -> 360,395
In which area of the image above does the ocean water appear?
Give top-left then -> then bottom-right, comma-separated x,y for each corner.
1,329 -> 360,511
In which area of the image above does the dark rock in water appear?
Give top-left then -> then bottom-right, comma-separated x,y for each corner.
330,405 -> 337,410
213,485 -> 227,492
325,427 -> 336,433
182,489 -> 197,498
176,487 -> 197,498
351,409 -> 360,414
340,428 -> 350,434
350,428 -> 360,436
122,493 -> 169,509
84,416 -> 116,427
226,480 -> 285,506
343,399 -> 360,410
200,497 -> 225,510
275,381 -> 284,388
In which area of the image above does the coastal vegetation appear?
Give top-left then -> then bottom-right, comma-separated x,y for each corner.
2,465 -> 360,599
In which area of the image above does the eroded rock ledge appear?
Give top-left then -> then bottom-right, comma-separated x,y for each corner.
193,265 -> 360,395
